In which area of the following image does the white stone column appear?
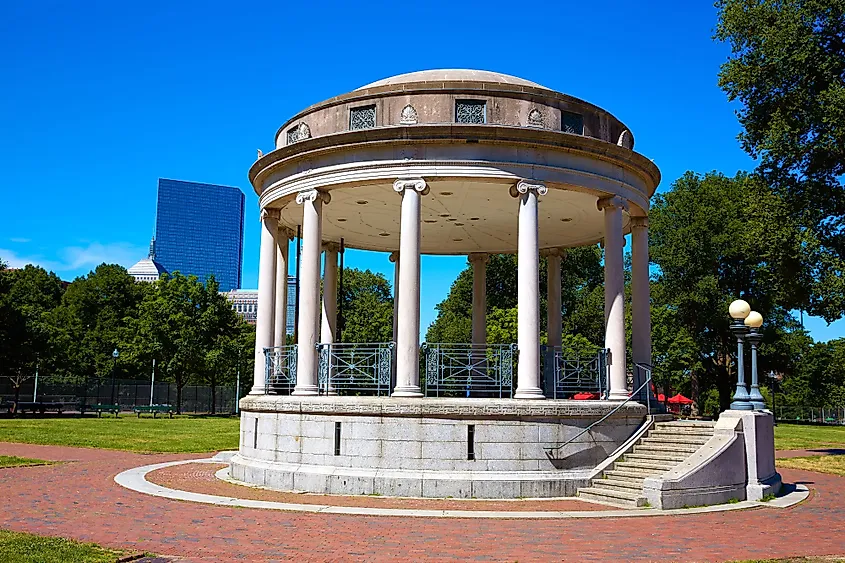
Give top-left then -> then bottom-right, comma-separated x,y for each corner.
251,208 -> 279,394
321,242 -> 339,345
546,248 -> 563,349
469,253 -> 488,345
599,197 -> 628,400
273,227 -> 292,347
631,216 -> 652,400
389,251 -> 399,344
392,178 -> 428,398
293,189 -> 330,396
512,180 -> 547,399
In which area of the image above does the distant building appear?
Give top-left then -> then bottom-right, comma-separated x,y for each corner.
225,277 -> 296,332
154,178 -> 245,291
128,238 -> 168,282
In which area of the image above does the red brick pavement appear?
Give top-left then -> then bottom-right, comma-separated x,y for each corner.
1,442 -> 844,562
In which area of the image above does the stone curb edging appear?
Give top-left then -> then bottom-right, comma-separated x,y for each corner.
114,459 -> 810,519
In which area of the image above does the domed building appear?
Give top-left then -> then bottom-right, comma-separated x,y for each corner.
128,238 -> 168,283
232,69 -> 666,500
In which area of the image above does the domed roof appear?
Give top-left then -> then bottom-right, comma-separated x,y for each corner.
128,238 -> 168,281
357,69 -> 549,91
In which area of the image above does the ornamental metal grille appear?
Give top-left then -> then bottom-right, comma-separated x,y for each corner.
286,127 -> 299,144
350,105 -> 376,130
317,342 -> 394,396
264,345 -> 297,394
542,346 -> 607,399
424,343 -> 515,398
561,111 -> 584,135
456,100 -> 486,124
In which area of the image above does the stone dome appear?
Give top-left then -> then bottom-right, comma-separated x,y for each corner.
357,69 -> 548,90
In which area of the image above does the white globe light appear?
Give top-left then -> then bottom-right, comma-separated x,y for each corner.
729,299 -> 751,319
744,311 -> 763,328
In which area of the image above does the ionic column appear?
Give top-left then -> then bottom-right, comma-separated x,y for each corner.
512,180 -> 546,399
321,242 -> 339,345
392,178 -> 428,398
599,196 -> 628,400
468,253 -> 488,345
293,189 -> 330,396
545,248 -> 564,349
389,251 -> 399,345
251,208 -> 279,394
631,216 -> 652,402
273,227 -> 293,347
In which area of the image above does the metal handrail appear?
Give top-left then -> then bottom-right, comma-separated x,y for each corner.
544,362 -> 653,454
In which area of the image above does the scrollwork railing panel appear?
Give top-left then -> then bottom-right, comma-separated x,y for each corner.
423,343 -> 516,398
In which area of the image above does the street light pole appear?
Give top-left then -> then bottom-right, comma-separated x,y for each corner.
33,359 -> 39,402
110,349 -> 119,406
729,300 -> 753,410
745,311 -> 766,410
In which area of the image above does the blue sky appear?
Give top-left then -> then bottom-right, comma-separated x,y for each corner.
1,0 -> 842,341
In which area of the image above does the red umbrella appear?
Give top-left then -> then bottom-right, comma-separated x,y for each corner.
573,392 -> 600,400
667,393 -> 694,405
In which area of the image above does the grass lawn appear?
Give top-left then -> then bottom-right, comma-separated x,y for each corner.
0,416 -> 239,453
0,530 -> 130,563
0,455 -> 51,468
777,455 -> 845,478
774,423 -> 845,451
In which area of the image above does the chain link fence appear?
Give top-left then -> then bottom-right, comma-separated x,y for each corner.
1,377 -> 249,414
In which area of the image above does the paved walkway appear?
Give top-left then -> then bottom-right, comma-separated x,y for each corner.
1,442 -> 844,562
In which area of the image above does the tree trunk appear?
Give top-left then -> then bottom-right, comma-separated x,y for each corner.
210,383 -> 216,415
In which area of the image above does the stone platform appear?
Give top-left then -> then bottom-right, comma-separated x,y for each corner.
231,395 -> 646,498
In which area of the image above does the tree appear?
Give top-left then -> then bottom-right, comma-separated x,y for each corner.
338,268 -> 394,343
649,171 -> 810,410
0,264 -> 63,407
715,0 -> 845,320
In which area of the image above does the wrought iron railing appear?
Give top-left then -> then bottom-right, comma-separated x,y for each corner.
542,347 -> 608,399
264,345 -> 297,394
423,343 -> 516,398
318,342 -> 394,396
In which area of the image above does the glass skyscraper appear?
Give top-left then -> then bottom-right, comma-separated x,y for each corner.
154,178 -> 245,291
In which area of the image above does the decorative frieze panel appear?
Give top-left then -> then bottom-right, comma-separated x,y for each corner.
561,111 -> 584,135
350,105 -> 376,130
456,100 -> 486,124
400,104 -> 418,124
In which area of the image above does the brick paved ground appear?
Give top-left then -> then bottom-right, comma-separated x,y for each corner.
1,442 -> 844,562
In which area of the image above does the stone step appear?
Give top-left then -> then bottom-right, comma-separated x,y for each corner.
606,464 -> 663,477
592,478 -> 642,492
655,420 -> 716,429
614,460 -> 675,473
602,470 -> 645,485
648,428 -> 714,439
641,436 -> 710,447
625,452 -> 688,463
578,487 -> 646,507
633,443 -> 701,455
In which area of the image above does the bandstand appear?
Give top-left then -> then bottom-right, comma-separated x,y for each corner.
232,69 -> 664,499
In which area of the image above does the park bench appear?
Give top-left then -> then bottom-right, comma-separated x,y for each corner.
12,401 -> 67,414
79,404 -> 120,417
133,405 -> 174,418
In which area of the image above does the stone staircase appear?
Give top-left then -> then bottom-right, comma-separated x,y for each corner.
577,420 -> 716,507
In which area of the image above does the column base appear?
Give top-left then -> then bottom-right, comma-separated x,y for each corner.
514,387 -> 545,399
607,390 -> 630,401
729,402 -> 755,411
292,385 -> 319,396
248,386 -> 266,395
391,386 -> 423,398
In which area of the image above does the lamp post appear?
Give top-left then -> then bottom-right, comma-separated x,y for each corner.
728,300 -> 753,410
744,311 -> 766,410
110,348 -> 119,406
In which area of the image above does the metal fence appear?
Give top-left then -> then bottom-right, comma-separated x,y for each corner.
318,342 -> 394,396
542,347 -> 608,399
265,345 -> 297,394
0,378 -> 243,413
423,343 -> 516,398
774,404 -> 845,424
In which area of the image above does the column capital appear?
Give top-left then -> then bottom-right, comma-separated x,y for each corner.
296,189 -> 331,205
468,252 -> 489,264
631,216 -> 649,229
389,251 -> 399,263
322,241 -> 340,253
597,196 -> 629,212
510,180 -> 548,198
261,208 -> 281,222
278,225 -> 295,240
540,247 -> 566,258
393,177 -> 429,195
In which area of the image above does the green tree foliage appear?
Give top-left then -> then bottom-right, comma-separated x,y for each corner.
649,171 -> 811,410
716,0 -> 845,320
0,264 -> 63,402
338,268 -> 394,343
